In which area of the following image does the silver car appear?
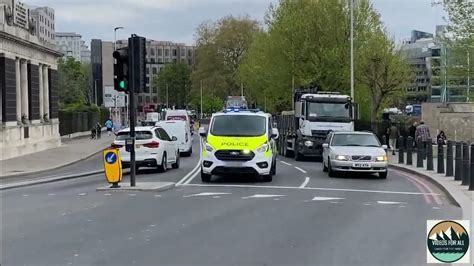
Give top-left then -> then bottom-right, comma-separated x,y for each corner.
322,131 -> 388,179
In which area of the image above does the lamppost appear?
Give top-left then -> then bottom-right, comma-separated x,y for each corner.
350,0 -> 354,100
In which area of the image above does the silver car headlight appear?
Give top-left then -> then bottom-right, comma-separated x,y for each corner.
335,155 -> 350,161
304,140 -> 313,147
375,155 -> 388,162
256,143 -> 269,153
205,143 -> 214,152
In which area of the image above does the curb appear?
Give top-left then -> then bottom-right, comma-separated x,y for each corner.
1,146 -> 108,179
0,170 -> 104,191
389,164 -> 460,208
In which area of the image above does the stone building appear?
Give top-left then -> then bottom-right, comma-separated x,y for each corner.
0,2 -> 62,160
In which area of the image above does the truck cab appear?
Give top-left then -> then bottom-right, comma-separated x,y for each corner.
278,91 -> 357,160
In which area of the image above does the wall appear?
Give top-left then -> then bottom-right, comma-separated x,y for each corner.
422,102 -> 474,142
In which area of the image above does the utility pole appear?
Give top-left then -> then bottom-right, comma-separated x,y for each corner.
114,26 -> 124,125
166,84 -> 169,108
291,74 -> 295,110
241,82 -> 244,97
350,0 -> 355,100
467,49 -> 470,102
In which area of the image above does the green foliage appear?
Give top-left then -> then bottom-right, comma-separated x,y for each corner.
191,15 -> 261,99
153,63 -> 191,108
58,57 -> 91,108
189,95 -> 223,114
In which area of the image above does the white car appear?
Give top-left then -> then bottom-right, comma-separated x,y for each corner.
112,126 -> 180,172
156,120 -> 193,156
322,131 -> 388,178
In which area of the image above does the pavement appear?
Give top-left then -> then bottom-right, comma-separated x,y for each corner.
0,136 -> 465,265
0,133 -> 113,179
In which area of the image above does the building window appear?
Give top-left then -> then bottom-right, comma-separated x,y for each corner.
165,49 -> 169,56
152,67 -> 157,74
158,58 -> 163,63
188,59 -> 192,65
173,58 -> 177,63
172,49 -> 177,57
188,50 -> 192,57
165,58 -> 170,63
150,48 -> 155,56
146,77 -> 150,84
157,49 -> 162,56
146,67 -> 149,74
146,96 -> 150,103
151,58 -> 155,63
180,49 -> 185,57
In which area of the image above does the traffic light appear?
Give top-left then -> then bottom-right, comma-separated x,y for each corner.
128,35 -> 147,93
113,48 -> 129,93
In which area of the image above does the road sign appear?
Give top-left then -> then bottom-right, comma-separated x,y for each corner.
104,86 -> 126,108
103,148 -> 123,187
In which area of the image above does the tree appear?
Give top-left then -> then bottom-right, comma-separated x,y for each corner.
357,33 -> 412,124
191,16 -> 261,100
58,57 -> 90,109
153,63 -> 191,108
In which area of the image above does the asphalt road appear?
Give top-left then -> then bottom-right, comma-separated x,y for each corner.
1,138 -> 462,266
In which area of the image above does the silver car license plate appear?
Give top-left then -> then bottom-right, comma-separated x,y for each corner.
353,163 -> 370,168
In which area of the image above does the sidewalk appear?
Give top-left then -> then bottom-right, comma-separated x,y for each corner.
388,153 -> 473,216
1,134 -> 113,178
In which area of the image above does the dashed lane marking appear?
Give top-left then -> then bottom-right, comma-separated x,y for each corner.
299,177 -> 310,188
182,183 -> 441,196
312,196 -> 345,201
294,166 -> 307,174
280,160 -> 292,166
183,192 -> 231,198
242,194 -> 285,199
377,201 -> 407,205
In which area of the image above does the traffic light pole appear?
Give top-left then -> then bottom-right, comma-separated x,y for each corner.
129,88 -> 136,187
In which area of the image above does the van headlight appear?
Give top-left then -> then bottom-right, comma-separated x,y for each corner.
375,155 -> 388,162
205,143 -> 214,152
335,155 -> 350,161
256,143 -> 269,153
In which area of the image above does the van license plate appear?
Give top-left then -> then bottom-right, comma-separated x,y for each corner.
353,163 -> 370,168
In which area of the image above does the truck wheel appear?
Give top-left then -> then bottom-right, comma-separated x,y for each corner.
201,169 -> 211,182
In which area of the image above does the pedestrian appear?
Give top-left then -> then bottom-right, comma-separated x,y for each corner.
409,122 -> 418,147
90,126 -> 97,139
387,123 -> 399,155
96,122 -> 102,139
415,121 -> 431,158
105,118 -> 113,137
437,130 -> 447,145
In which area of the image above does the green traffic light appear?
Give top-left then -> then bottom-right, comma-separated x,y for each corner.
119,80 -> 126,89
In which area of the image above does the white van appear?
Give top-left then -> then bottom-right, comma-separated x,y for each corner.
165,110 -> 190,126
156,120 -> 193,156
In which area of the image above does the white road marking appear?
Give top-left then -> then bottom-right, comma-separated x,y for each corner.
363,203 -> 371,206
77,193 -> 87,196
183,192 -> 231,198
399,205 -> 407,208
432,207 -> 440,210
294,166 -> 307,174
104,193 -> 111,196
183,183 -> 441,196
149,224 -> 156,227
176,139 -> 202,186
48,193 -> 55,196
183,168 -> 200,185
312,196 -> 345,201
299,177 -> 310,188
153,195 -> 162,198
212,196 -> 221,198
242,194 -> 284,199
22,194 -> 29,197
377,201 -> 406,205
128,194 -> 136,196
273,198 -> 280,201
330,202 -> 340,204
280,160 -> 292,166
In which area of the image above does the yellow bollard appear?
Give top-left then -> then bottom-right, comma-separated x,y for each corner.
103,148 -> 123,188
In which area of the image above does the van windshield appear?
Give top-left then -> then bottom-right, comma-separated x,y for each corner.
211,115 -> 266,137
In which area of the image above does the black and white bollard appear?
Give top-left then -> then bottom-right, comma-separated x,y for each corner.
417,137 -> 424,168
455,142 -> 462,181
426,138 -> 434,171
406,136 -> 413,166
446,140 -> 454,177
461,142 -> 470,186
437,139 -> 444,174
398,136 -> 404,164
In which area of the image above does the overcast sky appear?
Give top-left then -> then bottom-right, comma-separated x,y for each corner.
27,0 -> 447,46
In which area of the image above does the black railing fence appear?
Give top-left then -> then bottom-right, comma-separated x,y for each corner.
58,109 -> 110,136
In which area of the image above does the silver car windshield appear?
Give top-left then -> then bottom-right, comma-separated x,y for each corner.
331,134 -> 380,147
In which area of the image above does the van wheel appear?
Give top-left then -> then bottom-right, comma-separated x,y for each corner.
172,152 -> 180,169
262,172 -> 273,182
187,146 -> 193,156
271,160 -> 276,175
158,153 -> 167,173
201,169 -> 211,182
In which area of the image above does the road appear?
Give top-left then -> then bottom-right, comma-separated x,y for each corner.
1,137 -> 462,266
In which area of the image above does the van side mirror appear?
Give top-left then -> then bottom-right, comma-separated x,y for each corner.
382,145 -> 388,150
322,143 -> 329,148
199,127 -> 207,137
271,128 -> 279,139
172,136 -> 178,141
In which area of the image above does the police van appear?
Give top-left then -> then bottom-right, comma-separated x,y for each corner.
198,108 -> 279,182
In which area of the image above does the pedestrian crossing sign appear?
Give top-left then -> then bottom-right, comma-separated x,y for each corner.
103,148 -> 122,185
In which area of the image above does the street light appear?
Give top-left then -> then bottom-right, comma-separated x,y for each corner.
350,0 -> 354,100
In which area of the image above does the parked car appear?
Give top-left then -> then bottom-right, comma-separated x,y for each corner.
322,131 -> 388,178
156,120 -> 193,156
111,126 -> 180,172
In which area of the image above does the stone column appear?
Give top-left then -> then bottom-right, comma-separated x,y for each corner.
20,59 -> 28,121
15,58 -> 21,122
38,63 -> 44,121
43,65 -> 49,119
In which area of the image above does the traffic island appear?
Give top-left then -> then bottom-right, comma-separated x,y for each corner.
96,182 -> 175,192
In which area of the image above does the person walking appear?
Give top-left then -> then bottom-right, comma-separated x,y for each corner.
96,122 -> 102,139
105,118 -> 113,137
387,123 -> 399,155
408,122 -> 417,147
437,130 -> 447,145
415,121 -> 431,159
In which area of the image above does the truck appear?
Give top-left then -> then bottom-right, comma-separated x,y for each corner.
276,90 -> 358,160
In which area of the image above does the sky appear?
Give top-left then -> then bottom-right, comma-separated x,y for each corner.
27,0 -> 447,47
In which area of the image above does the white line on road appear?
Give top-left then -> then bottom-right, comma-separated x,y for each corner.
294,166 -> 307,174
176,139 -> 202,186
312,196 -> 345,201
393,170 -> 443,205
280,160 -> 292,166
182,183 -> 441,196
183,192 -> 231,198
377,201 -> 407,205
242,194 -> 284,199
183,168 -> 200,185
299,177 -> 310,188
